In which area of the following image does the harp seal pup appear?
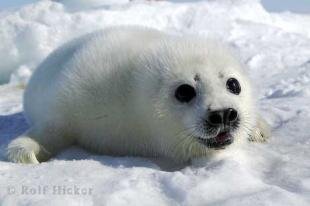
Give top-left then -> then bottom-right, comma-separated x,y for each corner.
7,26 -> 270,164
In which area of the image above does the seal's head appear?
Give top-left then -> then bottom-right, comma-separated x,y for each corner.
138,37 -> 256,159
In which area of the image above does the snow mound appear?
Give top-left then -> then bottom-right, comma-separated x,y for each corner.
0,0 -> 310,205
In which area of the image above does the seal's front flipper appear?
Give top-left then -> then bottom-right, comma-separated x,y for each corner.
249,116 -> 271,142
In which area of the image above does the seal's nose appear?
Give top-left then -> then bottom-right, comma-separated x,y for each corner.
207,108 -> 238,126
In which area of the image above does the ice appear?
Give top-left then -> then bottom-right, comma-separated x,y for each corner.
0,0 -> 310,205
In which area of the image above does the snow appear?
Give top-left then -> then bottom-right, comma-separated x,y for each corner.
0,0 -> 310,205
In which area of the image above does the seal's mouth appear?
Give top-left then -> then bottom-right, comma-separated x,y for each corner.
197,132 -> 233,149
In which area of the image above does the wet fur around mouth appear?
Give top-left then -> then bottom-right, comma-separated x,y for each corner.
197,132 -> 234,149
197,118 -> 240,149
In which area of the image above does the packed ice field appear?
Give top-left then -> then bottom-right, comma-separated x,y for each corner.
0,0 -> 310,205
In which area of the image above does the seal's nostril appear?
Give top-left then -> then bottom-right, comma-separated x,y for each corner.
208,112 -> 223,125
207,108 -> 238,126
227,108 -> 238,122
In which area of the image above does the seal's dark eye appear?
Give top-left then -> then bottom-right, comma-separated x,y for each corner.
226,78 -> 241,95
175,84 -> 196,103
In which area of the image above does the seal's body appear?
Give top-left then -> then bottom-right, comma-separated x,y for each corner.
7,27 -> 269,164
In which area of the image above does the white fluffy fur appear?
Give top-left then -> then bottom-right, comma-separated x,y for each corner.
7,26 -> 269,164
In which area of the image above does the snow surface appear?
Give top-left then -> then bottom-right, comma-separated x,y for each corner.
0,0 -> 310,205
